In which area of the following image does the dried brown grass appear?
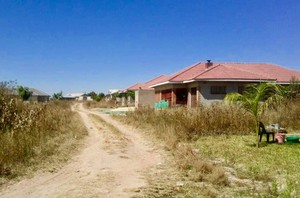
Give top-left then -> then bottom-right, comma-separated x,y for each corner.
83,100 -> 119,109
0,89 -> 87,178
117,104 -> 240,190
118,98 -> 300,196
126,103 -> 255,141
264,94 -> 300,131
175,143 -> 228,186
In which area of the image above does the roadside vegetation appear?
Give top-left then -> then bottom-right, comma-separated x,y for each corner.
83,91 -> 134,109
0,83 -> 87,181
87,91 -> 105,102
83,100 -> 119,109
116,83 -> 300,197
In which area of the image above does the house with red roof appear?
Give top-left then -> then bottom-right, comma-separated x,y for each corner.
126,75 -> 167,91
150,60 -> 300,107
125,75 -> 167,108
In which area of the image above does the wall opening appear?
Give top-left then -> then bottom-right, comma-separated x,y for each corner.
175,88 -> 188,105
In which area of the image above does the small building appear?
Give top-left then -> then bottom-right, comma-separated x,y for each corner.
126,75 -> 167,108
150,61 -> 300,107
28,88 -> 50,102
63,93 -> 92,101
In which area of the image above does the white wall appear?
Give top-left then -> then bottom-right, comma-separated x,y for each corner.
199,82 -> 248,105
135,90 -> 155,108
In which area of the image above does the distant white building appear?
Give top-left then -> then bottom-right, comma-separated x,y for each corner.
107,89 -> 120,98
63,93 -> 92,101
108,89 -> 120,95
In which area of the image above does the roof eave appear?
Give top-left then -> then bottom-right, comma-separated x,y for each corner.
194,78 -> 277,82
183,79 -> 196,83
149,81 -> 183,88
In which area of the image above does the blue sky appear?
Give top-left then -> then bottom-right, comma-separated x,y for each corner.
1,0 -> 300,95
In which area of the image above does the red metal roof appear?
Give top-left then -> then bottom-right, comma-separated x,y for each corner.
195,63 -> 276,81
151,62 -> 300,87
144,75 -> 168,86
126,75 -> 168,91
126,83 -> 146,91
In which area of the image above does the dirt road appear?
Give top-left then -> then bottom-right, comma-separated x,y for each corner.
0,103 -> 166,198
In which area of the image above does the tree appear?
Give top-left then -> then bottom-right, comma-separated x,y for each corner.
52,91 -> 63,100
87,91 -> 97,98
87,91 -> 105,102
126,91 -> 135,99
225,83 -> 286,147
98,93 -> 105,101
17,86 -> 32,101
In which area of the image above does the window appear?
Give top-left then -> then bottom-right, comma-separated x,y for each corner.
211,86 -> 226,94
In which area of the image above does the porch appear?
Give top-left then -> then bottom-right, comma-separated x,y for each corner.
155,86 -> 200,107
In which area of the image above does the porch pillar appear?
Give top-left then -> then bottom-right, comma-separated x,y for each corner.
196,86 -> 201,105
171,89 -> 176,106
187,88 -> 192,108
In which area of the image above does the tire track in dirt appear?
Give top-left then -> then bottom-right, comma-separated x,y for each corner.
0,103 -> 163,198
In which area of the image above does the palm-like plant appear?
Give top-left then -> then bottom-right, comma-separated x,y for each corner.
225,83 -> 286,147
52,91 -> 63,100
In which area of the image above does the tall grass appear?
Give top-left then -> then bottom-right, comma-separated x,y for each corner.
118,100 -> 300,196
83,100 -> 118,109
126,103 -> 255,141
264,94 -> 300,131
117,104 -> 254,195
0,87 -> 87,178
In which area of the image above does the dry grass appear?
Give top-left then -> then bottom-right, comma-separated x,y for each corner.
83,100 -> 118,109
0,89 -> 87,179
196,135 -> 300,197
116,98 -> 300,197
174,143 -> 228,186
264,95 -> 300,131
125,103 -> 255,141
114,104 -> 246,196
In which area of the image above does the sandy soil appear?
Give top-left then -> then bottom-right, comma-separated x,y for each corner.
0,103 -> 167,198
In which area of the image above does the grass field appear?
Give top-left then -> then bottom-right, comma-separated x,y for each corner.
196,135 -> 300,197
116,98 -> 300,197
0,94 -> 87,180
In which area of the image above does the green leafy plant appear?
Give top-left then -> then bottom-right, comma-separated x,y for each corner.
225,83 -> 286,147
52,91 -> 63,100
17,86 -> 32,101
87,91 -> 105,102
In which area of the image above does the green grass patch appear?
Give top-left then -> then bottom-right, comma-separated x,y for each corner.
195,135 -> 300,197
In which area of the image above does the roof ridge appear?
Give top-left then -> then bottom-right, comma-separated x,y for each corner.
144,75 -> 166,85
193,64 -> 221,79
168,62 -> 201,81
126,82 -> 143,90
29,87 -> 49,96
